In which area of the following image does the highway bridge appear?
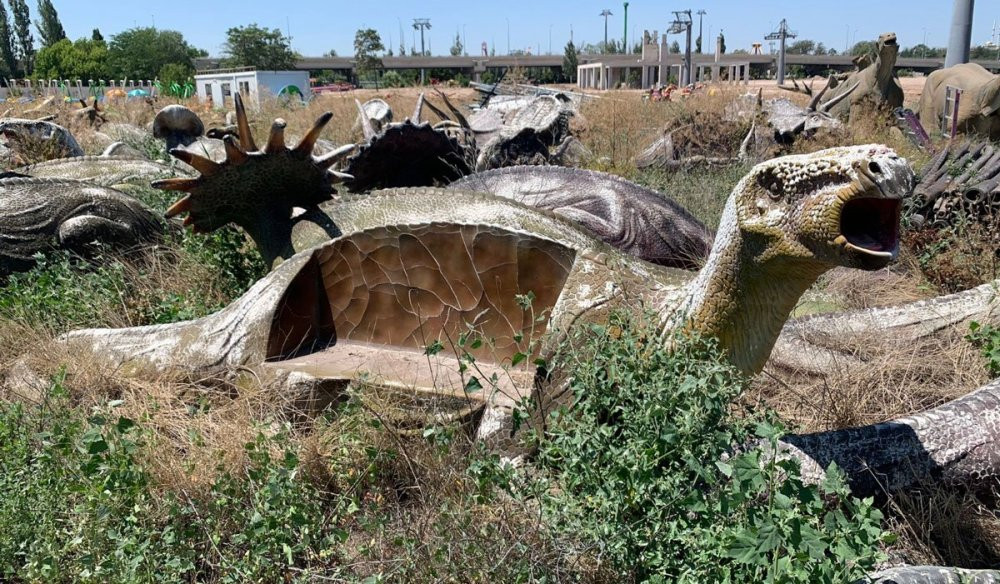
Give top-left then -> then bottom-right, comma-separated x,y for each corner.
196,53 -> 1000,77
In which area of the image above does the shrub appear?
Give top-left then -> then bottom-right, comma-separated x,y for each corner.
967,320 -> 1000,377
0,372 -> 349,582
535,310 -> 888,583
381,70 -> 405,88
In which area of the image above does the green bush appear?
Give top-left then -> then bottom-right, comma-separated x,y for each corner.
0,373 -> 351,583
535,310 -> 888,583
381,70 -> 405,88
967,320 -> 1000,377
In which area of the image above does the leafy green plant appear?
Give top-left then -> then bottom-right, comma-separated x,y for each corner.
535,310 -> 888,583
0,374 -> 351,582
967,320 -> 1000,377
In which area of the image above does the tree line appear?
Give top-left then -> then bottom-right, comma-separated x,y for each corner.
0,1 -> 301,86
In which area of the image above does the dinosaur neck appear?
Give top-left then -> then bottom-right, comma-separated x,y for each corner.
874,50 -> 894,87
670,200 -> 827,374
242,210 -> 296,268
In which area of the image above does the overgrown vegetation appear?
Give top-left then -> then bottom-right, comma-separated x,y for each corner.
536,312 -> 887,582
0,311 -> 891,582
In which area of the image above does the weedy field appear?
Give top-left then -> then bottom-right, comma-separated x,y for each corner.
0,87 -> 998,582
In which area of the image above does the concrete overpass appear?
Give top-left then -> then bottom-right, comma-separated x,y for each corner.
196,53 -> 1000,78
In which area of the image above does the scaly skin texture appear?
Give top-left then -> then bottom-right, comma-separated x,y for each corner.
0,177 -> 164,276
0,118 -> 84,163
447,166 -> 714,269
863,566 -> 1000,583
15,155 -> 185,186
822,33 -> 903,121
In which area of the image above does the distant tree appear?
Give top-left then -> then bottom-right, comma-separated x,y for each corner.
0,3 -> 17,77
849,40 -> 877,57
108,28 -> 203,80
222,24 -> 297,70
562,39 -> 578,82
900,44 -> 945,58
354,28 -> 384,88
91,28 -> 103,42
33,37 -> 108,80
35,0 -> 64,48
785,39 -> 816,55
450,31 -> 463,56
695,35 -> 702,53
971,45 -> 998,60
814,42 -> 829,55
157,62 -> 192,88
9,0 -> 33,74
669,40 -> 680,53
631,41 -> 642,54
325,49 -> 338,57
718,32 -> 726,54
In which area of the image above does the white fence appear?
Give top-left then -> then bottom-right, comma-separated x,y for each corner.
0,79 -> 160,100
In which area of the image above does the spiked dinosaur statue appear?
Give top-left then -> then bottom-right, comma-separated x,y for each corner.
343,92 -> 475,191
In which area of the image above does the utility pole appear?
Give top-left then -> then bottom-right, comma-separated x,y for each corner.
944,0 -> 975,67
696,9 -> 706,53
600,9 -> 613,53
668,10 -> 693,85
765,19 -> 797,85
413,18 -> 431,84
623,2 -> 629,53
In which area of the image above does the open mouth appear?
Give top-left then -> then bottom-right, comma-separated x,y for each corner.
839,197 -> 901,264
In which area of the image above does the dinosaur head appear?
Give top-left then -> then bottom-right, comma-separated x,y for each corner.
732,144 -> 911,272
152,94 -> 353,261
877,33 -> 898,62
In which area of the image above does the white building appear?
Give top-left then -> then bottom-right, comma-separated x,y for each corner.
194,67 -> 310,105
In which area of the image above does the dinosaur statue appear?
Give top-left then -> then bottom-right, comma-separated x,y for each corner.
152,104 -> 206,152
0,118 -> 83,164
917,63 -> 1000,140
866,567 -> 1000,583
13,155 -> 185,186
766,77 -> 859,143
57,105 -> 910,437
343,92 -> 475,191
448,166 -> 714,269
0,177 -> 164,277
475,94 -> 575,170
789,33 -> 902,121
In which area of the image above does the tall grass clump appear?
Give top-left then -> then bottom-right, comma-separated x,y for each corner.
535,310 -> 889,583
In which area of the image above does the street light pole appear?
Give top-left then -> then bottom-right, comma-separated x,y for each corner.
600,9 -> 613,53
623,2 -> 629,53
549,24 -> 553,54
412,18 -> 431,84
696,9 -> 706,53
506,18 -> 510,55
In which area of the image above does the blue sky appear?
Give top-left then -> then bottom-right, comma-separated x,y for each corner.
55,1 -> 998,58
